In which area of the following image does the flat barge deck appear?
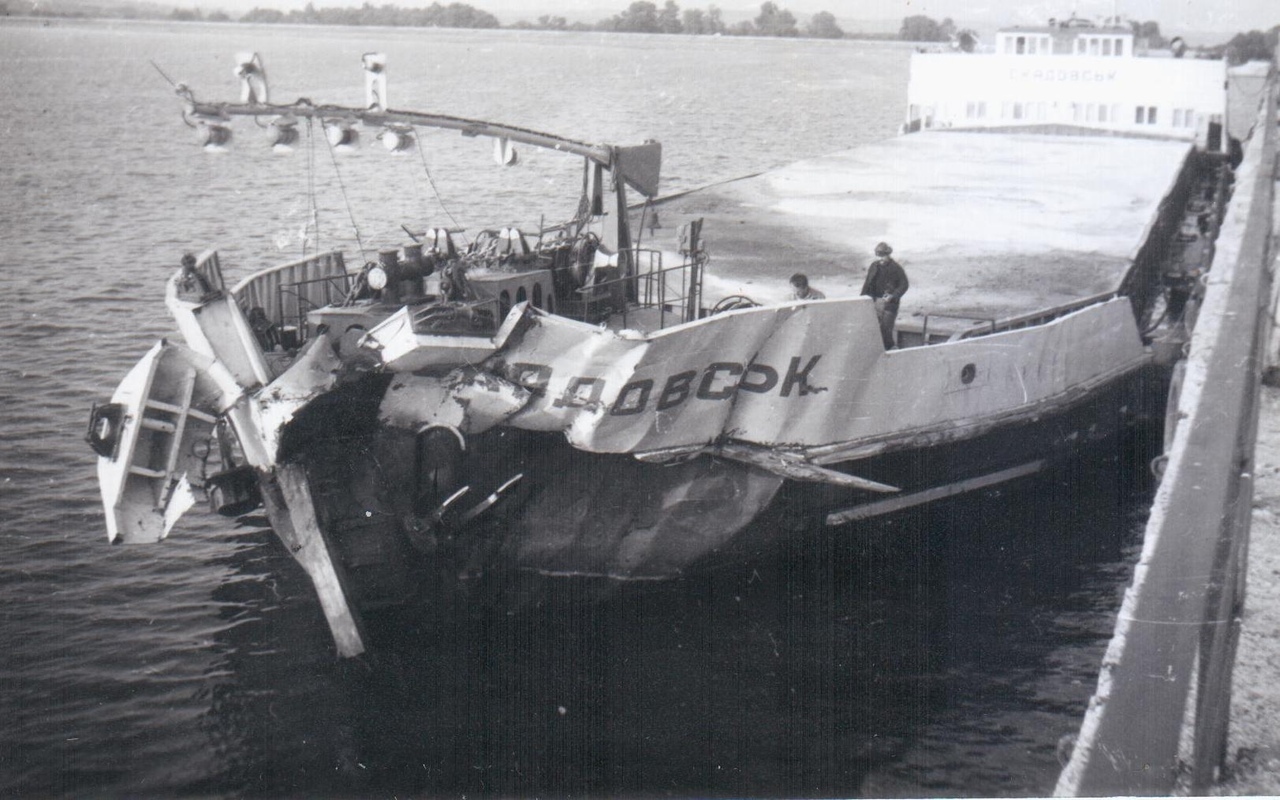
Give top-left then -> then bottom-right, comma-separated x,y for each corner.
651,131 -> 1195,324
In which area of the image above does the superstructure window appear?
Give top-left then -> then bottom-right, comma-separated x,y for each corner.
1134,105 -> 1158,125
1102,39 -> 1112,55
1114,39 -> 1125,56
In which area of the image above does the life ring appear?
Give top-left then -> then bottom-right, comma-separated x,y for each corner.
85,403 -> 124,459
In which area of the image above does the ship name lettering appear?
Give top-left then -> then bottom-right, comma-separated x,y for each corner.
553,376 -> 605,409
1012,68 -> 1118,83
524,354 -> 828,416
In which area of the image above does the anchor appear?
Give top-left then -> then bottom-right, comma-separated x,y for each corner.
403,473 -> 525,555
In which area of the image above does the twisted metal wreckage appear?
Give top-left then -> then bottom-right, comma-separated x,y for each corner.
89,53 -> 1211,656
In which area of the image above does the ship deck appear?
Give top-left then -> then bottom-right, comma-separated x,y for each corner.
647,131 -> 1194,325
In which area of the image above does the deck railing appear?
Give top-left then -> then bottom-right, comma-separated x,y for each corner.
577,247 -> 704,330
230,251 -> 351,342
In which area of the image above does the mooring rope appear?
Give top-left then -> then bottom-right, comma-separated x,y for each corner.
306,117 -> 320,257
409,125 -> 467,242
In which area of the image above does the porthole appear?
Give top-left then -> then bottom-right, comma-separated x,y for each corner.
960,363 -> 977,384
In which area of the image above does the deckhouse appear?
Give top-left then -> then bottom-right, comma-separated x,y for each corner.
906,18 -> 1229,152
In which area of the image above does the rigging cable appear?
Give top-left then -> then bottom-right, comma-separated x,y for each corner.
409,125 -> 467,242
323,116 -> 368,263
306,117 -> 320,257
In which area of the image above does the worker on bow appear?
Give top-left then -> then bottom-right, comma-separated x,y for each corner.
789,272 -> 826,300
861,242 -> 909,349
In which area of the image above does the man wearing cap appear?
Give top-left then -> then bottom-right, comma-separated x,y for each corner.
861,242 -> 909,349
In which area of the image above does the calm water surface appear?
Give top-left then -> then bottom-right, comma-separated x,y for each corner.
0,19 -> 1152,797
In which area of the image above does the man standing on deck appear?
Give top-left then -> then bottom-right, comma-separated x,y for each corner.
177,252 -> 214,300
862,242 -> 909,349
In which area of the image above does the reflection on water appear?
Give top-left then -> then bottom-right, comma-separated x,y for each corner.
185,435 -> 1151,798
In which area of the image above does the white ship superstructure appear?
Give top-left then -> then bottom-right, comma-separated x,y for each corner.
906,19 -> 1229,151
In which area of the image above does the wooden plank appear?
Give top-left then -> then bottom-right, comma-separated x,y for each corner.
824,460 -> 1044,525
268,463 -> 367,658
144,398 -> 217,424
162,368 -> 197,481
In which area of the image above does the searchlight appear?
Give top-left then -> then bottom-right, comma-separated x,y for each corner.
268,116 -> 299,148
196,117 -> 232,148
325,119 -> 359,148
380,123 -> 414,153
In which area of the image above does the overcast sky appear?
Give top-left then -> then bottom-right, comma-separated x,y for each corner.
186,0 -> 1276,39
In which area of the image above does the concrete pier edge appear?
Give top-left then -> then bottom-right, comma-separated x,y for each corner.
1055,73 -> 1278,796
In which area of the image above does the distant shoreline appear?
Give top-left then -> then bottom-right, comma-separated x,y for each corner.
0,8 -> 906,42
0,14 -> 920,44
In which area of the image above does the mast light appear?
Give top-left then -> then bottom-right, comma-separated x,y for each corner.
363,52 -> 388,111
235,52 -> 268,104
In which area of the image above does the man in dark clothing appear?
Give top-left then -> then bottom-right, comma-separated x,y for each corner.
177,252 -> 215,300
861,241 -> 909,349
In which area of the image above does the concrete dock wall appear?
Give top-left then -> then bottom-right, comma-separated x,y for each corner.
1055,78 -> 1277,795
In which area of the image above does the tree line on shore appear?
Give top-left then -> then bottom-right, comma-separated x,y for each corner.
4,0 -> 880,41
239,1 -> 854,40
4,0 -> 1276,62
1210,27 -> 1280,65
